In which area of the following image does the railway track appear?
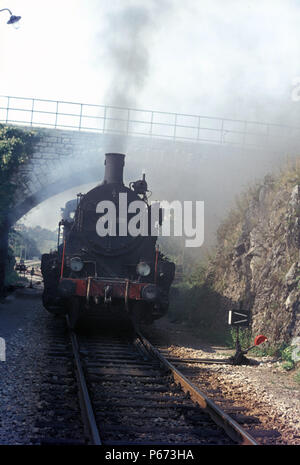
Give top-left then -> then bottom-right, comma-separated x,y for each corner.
67,318 -> 258,446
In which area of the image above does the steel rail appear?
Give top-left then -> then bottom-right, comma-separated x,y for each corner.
65,317 -> 259,445
134,329 -> 259,445
66,316 -> 102,445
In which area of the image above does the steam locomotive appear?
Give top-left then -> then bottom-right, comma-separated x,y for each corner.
41,153 -> 175,328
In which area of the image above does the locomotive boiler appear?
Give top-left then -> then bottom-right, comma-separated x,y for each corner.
41,153 -> 175,328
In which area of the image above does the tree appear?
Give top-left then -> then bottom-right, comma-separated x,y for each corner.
0,125 -> 35,298
9,228 -> 41,260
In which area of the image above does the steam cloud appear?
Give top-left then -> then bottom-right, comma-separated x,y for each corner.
99,0 -> 172,152
20,0 -> 300,257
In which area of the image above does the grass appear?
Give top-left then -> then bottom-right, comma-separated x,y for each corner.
226,327 -> 252,350
251,345 -> 280,357
279,344 -> 300,371
294,369 -> 300,385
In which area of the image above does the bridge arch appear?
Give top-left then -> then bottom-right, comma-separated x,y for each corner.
5,118 -> 296,231
11,166 -> 101,224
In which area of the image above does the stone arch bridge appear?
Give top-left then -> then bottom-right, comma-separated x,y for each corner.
1,95 -> 300,225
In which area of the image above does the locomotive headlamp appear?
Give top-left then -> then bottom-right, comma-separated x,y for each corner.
142,284 -> 158,301
136,261 -> 151,277
70,257 -> 84,272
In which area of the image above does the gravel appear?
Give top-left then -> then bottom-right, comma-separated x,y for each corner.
0,292 -> 44,444
0,289 -> 84,445
143,318 -> 300,445
1,290 -> 299,445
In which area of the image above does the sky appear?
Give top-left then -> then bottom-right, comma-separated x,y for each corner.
2,0 -> 300,117
1,0 -> 300,230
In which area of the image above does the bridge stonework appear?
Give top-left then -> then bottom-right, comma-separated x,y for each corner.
1,95 -> 299,224
10,124 -> 297,226
33,128 -> 103,159
12,126 -> 186,223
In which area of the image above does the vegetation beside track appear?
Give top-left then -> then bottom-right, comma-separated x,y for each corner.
0,125 -> 36,297
166,159 -> 300,355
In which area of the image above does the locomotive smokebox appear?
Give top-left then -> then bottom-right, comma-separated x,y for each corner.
103,153 -> 125,185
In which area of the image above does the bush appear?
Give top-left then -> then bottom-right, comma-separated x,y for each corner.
228,327 -> 252,350
168,281 -> 228,344
294,369 -> 300,384
280,344 -> 297,371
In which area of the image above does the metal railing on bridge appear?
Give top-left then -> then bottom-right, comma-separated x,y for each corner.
1,95 -> 300,150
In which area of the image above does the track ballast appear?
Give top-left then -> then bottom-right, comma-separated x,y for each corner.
69,319 -> 258,445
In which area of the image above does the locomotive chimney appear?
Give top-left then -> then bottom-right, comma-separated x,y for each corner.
103,153 -> 125,185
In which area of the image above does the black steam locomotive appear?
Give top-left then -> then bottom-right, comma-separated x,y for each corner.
41,153 -> 175,327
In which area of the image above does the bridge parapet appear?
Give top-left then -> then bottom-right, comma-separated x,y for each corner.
2,95 -> 300,151
1,96 -> 299,225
